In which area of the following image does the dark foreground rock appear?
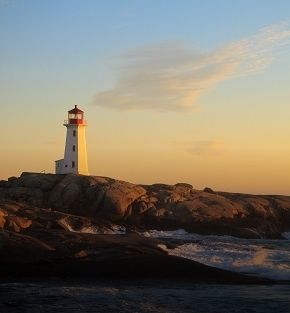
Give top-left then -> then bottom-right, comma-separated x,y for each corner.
1,172 -> 290,238
0,229 -> 270,284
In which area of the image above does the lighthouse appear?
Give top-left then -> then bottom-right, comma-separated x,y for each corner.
55,105 -> 89,175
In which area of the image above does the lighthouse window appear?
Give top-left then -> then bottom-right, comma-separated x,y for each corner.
73,130 -> 76,137
72,145 -> 76,152
72,161 -> 75,168
69,113 -> 76,119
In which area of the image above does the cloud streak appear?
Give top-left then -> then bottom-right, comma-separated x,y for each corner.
186,140 -> 225,156
94,23 -> 290,112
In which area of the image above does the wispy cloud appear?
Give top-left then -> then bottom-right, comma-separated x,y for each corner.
93,23 -> 290,112
186,140 -> 225,156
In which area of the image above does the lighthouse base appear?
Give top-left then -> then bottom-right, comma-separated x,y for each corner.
55,159 -> 89,175
55,159 -> 64,174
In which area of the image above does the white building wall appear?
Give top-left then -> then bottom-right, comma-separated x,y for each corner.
55,124 -> 89,175
55,159 -> 64,174
62,124 -> 78,174
77,126 -> 89,175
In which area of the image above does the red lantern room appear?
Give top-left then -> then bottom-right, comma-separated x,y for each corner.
65,105 -> 85,125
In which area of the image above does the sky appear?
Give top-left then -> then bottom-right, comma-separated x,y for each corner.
1,0 -> 290,195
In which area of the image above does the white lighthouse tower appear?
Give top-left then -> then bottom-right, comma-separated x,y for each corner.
55,105 -> 89,175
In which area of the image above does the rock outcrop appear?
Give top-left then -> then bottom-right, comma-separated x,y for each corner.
0,228 -> 271,284
0,172 -> 290,238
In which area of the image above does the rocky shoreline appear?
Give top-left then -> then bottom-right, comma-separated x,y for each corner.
0,229 -> 271,284
1,172 -> 290,238
0,172 -> 289,283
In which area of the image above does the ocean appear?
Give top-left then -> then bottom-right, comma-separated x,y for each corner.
1,230 -> 290,312
0,281 -> 289,313
144,229 -> 290,281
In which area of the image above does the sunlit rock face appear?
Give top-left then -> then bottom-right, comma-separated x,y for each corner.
0,172 -> 290,238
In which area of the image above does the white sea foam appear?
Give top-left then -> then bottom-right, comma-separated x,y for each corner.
145,229 -> 290,280
143,229 -> 197,240
59,218 -> 126,235
78,224 -> 126,235
110,225 -> 126,234
282,232 -> 290,240
78,226 -> 100,234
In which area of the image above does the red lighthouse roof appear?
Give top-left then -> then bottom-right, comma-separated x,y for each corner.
65,104 -> 87,125
68,105 -> 84,114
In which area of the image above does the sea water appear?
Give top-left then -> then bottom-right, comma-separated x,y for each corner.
1,230 -> 290,312
0,281 -> 289,313
60,218 -> 290,281
144,229 -> 290,281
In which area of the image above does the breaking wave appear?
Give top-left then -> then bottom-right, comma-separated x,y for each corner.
58,217 -> 126,235
282,232 -> 290,240
145,229 -> 290,281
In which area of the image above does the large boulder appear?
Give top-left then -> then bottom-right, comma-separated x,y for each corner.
94,178 -> 146,221
48,174 -> 84,209
5,187 -> 44,206
0,209 -> 6,229
7,172 -> 62,190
